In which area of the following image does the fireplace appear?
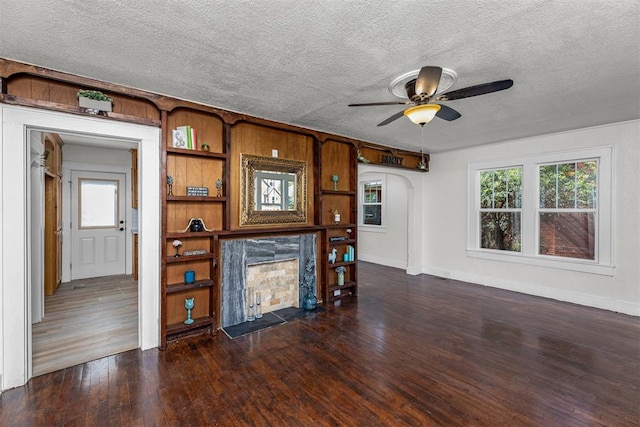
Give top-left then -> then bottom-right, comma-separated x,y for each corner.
246,258 -> 300,317
221,234 -> 316,328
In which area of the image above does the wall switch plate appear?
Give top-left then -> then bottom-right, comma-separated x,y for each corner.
272,149 -> 278,157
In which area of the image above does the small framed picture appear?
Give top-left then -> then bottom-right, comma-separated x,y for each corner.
172,129 -> 187,148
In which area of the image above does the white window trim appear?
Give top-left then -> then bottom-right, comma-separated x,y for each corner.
359,174 -> 387,232
467,146 -> 614,276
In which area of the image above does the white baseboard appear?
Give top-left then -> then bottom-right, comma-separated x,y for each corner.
358,254 -> 407,270
422,266 -> 639,316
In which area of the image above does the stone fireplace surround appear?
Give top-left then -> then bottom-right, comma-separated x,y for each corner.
221,234 -> 317,328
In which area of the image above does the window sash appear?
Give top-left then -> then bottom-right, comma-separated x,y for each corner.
537,212 -> 596,260
361,178 -> 384,227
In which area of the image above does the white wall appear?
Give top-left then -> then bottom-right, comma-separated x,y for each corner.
63,143 -> 132,166
423,120 -> 639,315
358,164 -> 425,274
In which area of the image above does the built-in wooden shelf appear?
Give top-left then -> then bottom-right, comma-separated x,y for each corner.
166,231 -> 216,239
166,316 -> 214,336
0,94 -> 161,127
320,189 -> 357,196
166,279 -> 214,294
166,147 -> 227,159
329,261 -> 356,269
328,282 -> 357,293
325,223 -> 357,230
327,282 -> 357,301
166,253 -> 215,264
166,195 -> 227,202
329,238 -> 356,246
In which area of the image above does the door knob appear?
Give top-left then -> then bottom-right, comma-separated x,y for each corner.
119,227 -> 124,231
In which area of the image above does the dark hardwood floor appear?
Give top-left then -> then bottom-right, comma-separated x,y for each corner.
2,262 -> 639,426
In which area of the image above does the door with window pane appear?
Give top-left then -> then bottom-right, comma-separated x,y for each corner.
71,171 -> 126,279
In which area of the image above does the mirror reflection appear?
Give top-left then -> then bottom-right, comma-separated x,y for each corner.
256,170 -> 296,211
241,154 -> 307,226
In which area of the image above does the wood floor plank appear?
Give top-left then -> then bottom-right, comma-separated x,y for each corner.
3,262 -> 639,426
31,275 -> 138,377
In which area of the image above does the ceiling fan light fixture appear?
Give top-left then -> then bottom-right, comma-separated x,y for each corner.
404,104 -> 441,125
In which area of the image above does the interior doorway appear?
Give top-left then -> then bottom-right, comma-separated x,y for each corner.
32,131 -> 138,375
0,105 -> 161,390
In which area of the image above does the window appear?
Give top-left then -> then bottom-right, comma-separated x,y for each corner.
468,147 -> 613,275
362,180 -> 383,226
538,161 -> 597,260
79,178 -> 119,228
479,167 -> 522,252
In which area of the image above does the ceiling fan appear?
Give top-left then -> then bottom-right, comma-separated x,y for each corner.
348,66 -> 513,126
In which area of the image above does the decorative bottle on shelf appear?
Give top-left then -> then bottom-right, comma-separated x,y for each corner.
301,258 -> 317,311
247,287 -> 255,322
255,291 -> 263,319
336,266 -> 346,286
332,209 -> 341,224
184,298 -> 195,324
303,289 -> 317,311
167,175 -> 174,196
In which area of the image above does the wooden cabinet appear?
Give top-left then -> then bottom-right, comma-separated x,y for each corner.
319,140 -> 358,303
161,109 -> 226,347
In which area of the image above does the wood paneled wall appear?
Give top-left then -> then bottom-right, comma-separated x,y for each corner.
229,122 -> 315,229
7,74 -> 160,121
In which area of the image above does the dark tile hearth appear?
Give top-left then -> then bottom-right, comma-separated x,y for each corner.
222,306 -> 326,339
274,305 -> 325,321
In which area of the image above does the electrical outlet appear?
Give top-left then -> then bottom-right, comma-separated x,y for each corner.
272,149 -> 278,157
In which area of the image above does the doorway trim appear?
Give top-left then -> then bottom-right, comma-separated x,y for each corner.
357,164 -> 425,275
0,105 -> 161,390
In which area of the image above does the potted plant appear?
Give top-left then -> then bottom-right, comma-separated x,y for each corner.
77,89 -> 113,113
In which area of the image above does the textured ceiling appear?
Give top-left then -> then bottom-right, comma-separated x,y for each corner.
1,0 -> 639,153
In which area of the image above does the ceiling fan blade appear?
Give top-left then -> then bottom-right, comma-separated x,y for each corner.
437,79 -> 514,101
435,104 -> 461,121
348,101 -> 411,107
414,66 -> 442,97
377,110 -> 406,126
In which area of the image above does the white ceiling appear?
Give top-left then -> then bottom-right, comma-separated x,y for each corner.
1,1 -> 639,153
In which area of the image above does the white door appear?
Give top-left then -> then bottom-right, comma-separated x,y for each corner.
71,171 -> 127,279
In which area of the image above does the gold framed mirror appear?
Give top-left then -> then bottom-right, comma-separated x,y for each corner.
240,154 -> 307,226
